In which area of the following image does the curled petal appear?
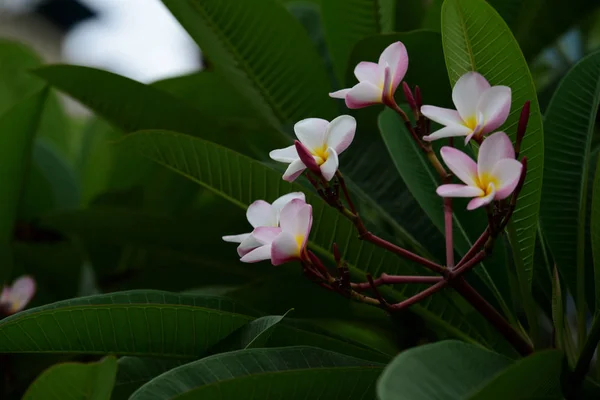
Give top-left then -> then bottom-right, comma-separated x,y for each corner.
2,276 -> 36,314
247,200 -> 277,228
354,61 -> 380,84
326,115 -> 356,154
240,245 -> 272,263
490,159 -> 523,200
329,88 -> 351,99
282,159 -> 307,182
345,82 -> 383,109
222,233 -> 250,243
269,145 -> 298,163
467,184 -> 496,210
237,234 -> 263,257
252,226 -> 282,245
423,125 -> 472,142
271,192 -> 306,213
294,118 -> 329,151
271,232 -> 300,266
452,72 -> 490,121
320,148 -> 339,181
382,63 -> 392,100
420,106 -> 464,126
436,184 -> 484,198
477,86 -> 511,134
378,41 -> 408,93
477,131 -> 515,176
295,140 -> 320,174
439,147 -> 479,187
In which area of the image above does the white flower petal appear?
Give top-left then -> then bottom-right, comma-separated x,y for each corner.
282,159 -> 307,182
467,184 -> 496,210
378,41 -> 408,93
222,233 -> 250,243
329,88 -> 351,99
279,199 -> 313,239
320,148 -> 339,181
240,245 -> 273,263
294,118 -> 329,151
422,125 -> 472,142
325,115 -> 356,154
345,82 -> 383,109
237,234 -> 263,257
477,86 -> 511,134
420,106 -> 464,126
452,72 -> 490,121
354,61 -> 380,84
269,145 -> 298,163
270,232 -> 300,266
436,184 -> 484,198
252,226 -> 282,245
247,200 -> 277,228
439,147 -> 479,187
477,131 -> 515,176
3,276 -> 35,314
271,192 -> 306,213
490,159 -> 523,200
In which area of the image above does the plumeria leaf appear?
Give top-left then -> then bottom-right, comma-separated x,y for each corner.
22,356 -> 117,400
161,0 -> 336,128
541,50 -> 600,312
117,129 -> 514,352
593,157 -> 600,311
129,347 -> 382,400
441,0 -> 544,293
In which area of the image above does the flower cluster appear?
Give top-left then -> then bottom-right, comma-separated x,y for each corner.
0,275 -> 35,316
224,41 -> 524,265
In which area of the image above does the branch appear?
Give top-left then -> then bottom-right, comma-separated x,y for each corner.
351,273 -> 443,291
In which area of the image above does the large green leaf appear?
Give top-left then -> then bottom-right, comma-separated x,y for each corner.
541,50 -> 600,311
321,0 -> 395,82
117,129 -> 511,350
468,350 -> 564,400
0,89 -> 48,282
129,346 -> 382,399
34,65 -> 285,157
22,356 -> 117,400
161,0 -> 336,128
593,157 -> 600,310
0,290 -> 256,357
441,0 -> 545,288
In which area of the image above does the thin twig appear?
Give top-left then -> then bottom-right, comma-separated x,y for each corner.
351,273 -> 443,291
388,280 -> 448,311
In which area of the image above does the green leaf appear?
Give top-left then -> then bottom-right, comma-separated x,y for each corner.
161,0 -> 336,127
468,351 -> 564,400
129,346 -> 382,399
212,310 -> 292,351
441,0 -> 545,290
377,340 -> 512,400
551,267 -> 566,357
34,65 -> 285,157
594,156 -> 600,312
118,129 -> 501,349
321,0 -> 394,82
541,50 -> 600,312
0,290 -> 257,357
23,356 -> 117,400
0,88 -> 48,282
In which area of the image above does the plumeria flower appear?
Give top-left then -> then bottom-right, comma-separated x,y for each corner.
421,72 -> 511,144
329,42 -> 408,109
269,116 -> 356,182
0,275 -> 36,315
269,199 -> 313,266
436,132 -> 522,210
222,192 -> 305,259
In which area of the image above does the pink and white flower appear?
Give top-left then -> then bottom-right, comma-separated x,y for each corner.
0,275 -> 36,315
269,116 -> 356,182
222,192 -> 305,259
329,42 -> 408,109
269,199 -> 313,266
421,72 -> 511,144
436,132 -> 522,210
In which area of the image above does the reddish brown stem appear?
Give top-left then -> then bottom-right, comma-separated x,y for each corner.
388,280 -> 448,310
335,171 -> 356,213
452,278 -> 533,356
444,198 -> 454,269
352,273 -> 443,291
452,251 -> 486,277
455,228 -> 490,269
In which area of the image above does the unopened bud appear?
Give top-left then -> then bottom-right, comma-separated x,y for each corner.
516,101 -> 530,157
415,85 -> 422,108
402,82 -> 417,113
294,140 -> 320,175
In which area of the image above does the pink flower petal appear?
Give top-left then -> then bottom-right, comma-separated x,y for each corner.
325,115 -> 356,154
270,232 -> 300,266
252,227 -> 282,245
490,159 -> 523,200
240,245 -> 273,263
295,140 -> 320,174
329,88 -> 351,99
237,234 -> 263,257
420,106 -> 464,126
477,131 -> 515,176
269,145 -> 298,163
439,147 -> 479,187
345,82 -> 383,109
467,185 -> 496,210
452,72 -> 490,121
378,41 -> 408,94
436,184 -> 484,198
279,199 -> 312,237
282,159 -> 307,182
294,118 -> 329,151
4,276 -> 36,314
247,200 -> 277,228
271,192 -> 306,213
320,148 -> 339,181
477,86 -> 512,134
354,61 -> 380,84
222,233 -> 250,243
423,125 -> 472,142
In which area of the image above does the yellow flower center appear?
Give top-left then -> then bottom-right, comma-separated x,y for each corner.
311,145 -> 328,165
294,234 -> 305,251
477,173 -> 499,196
464,115 -> 478,131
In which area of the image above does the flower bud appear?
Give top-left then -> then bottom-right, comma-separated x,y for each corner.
294,140 -> 320,175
